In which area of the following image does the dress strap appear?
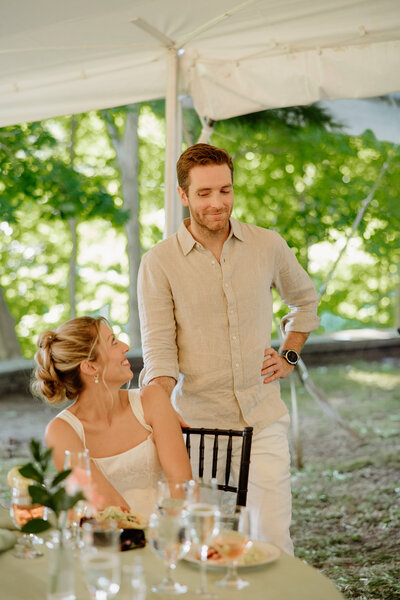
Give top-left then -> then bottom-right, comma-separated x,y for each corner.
128,389 -> 153,433
56,409 -> 87,446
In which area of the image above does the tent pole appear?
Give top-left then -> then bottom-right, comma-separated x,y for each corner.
164,47 -> 179,239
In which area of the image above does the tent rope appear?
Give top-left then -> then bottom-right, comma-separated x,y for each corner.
318,148 -> 396,298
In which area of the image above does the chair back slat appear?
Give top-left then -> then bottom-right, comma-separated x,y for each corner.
212,435 -> 219,479
225,434 -> 233,487
237,427 -> 253,506
199,432 -> 205,479
181,426 -> 253,507
185,432 -> 191,457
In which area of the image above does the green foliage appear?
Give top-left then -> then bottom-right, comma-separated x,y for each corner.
1,103 -> 399,357
0,115 -> 131,355
209,109 -> 400,333
18,439 -> 84,534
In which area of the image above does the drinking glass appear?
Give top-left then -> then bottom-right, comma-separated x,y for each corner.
64,449 -> 91,541
156,478 -> 199,514
64,449 -> 91,484
187,502 -> 221,598
147,509 -> 191,594
214,506 -> 251,590
81,521 -> 121,599
10,476 -> 47,559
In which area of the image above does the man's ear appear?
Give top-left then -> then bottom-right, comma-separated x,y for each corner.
80,360 -> 97,377
178,186 -> 189,207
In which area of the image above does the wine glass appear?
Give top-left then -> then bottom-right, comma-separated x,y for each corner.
64,449 -> 91,541
10,475 -> 47,559
64,449 -> 91,484
214,506 -> 251,590
156,478 -> 199,514
147,508 -> 191,594
81,521 -> 121,599
187,502 -> 221,598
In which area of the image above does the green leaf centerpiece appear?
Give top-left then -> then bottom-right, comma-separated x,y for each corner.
19,439 -> 85,534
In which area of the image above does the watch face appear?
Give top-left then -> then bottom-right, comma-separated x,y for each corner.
286,350 -> 298,364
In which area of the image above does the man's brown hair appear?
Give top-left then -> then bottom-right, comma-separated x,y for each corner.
177,143 -> 234,193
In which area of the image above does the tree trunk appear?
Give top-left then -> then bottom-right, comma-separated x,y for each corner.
105,105 -> 141,347
0,286 -> 22,359
69,116 -> 77,319
396,264 -> 400,331
68,217 -> 77,318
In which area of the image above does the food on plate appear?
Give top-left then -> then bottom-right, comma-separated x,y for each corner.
240,543 -> 268,565
196,540 -> 268,566
213,530 -> 250,560
97,505 -> 147,529
82,506 -> 147,551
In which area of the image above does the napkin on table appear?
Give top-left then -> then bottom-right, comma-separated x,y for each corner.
0,504 -> 17,551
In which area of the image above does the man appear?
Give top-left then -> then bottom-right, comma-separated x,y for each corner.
138,143 -> 320,554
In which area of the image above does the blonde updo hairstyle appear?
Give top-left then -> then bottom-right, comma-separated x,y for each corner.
32,316 -> 109,405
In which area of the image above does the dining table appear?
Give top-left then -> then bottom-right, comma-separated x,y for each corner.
0,531 -> 345,600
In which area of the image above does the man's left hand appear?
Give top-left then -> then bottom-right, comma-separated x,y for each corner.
261,347 -> 294,383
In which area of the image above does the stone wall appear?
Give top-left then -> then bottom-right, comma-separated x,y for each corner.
0,331 -> 398,399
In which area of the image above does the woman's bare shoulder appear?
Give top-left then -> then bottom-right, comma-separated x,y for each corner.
45,414 -> 82,450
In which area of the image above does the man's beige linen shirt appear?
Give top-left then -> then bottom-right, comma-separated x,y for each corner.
138,219 -> 320,434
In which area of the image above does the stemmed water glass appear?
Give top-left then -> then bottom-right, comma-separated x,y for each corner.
156,478 -> 199,514
147,507 -> 191,594
81,520 -> 121,599
63,449 -> 91,484
10,475 -> 47,559
64,449 -> 91,541
214,506 -> 251,590
187,501 -> 221,598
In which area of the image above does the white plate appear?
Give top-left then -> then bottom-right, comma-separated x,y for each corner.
184,541 -> 281,570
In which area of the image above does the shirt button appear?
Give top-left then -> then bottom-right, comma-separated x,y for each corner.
211,260 -> 215,265
232,336 -> 236,340
225,283 -> 228,288
235,363 -> 239,368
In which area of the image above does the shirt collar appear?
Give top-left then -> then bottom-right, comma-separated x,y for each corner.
177,219 -> 197,256
177,217 -> 244,256
230,218 -> 245,242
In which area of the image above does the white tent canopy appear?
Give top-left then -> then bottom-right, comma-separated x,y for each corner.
1,0 -> 399,126
1,0 -> 399,233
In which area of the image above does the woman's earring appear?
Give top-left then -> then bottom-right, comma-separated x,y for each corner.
94,373 -> 99,384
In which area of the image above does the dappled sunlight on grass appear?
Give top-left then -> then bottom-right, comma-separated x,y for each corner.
287,360 -> 400,600
345,368 -> 400,390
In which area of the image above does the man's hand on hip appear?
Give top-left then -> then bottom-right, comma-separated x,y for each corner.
261,347 -> 294,383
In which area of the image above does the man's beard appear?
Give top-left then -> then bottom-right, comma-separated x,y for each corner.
190,208 -> 232,234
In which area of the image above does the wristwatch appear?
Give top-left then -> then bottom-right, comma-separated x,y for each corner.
280,349 -> 300,366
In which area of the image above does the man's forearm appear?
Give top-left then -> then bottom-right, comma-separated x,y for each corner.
148,376 -> 177,398
279,331 -> 309,355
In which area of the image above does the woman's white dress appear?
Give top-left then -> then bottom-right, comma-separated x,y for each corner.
56,389 -> 163,517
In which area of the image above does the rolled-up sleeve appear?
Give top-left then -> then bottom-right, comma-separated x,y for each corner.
137,252 -> 179,387
272,236 -> 320,335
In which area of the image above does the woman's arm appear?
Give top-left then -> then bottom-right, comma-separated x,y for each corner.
141,383 -> 192,483
45,417 -> 130,511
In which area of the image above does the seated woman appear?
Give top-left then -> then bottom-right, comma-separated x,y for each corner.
32,316 -> 192,517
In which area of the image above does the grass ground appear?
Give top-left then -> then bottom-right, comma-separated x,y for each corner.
282,360 -> 400,600
0,359 -> 399,599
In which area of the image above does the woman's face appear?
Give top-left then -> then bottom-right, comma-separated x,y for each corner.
94,322 -> 132,385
